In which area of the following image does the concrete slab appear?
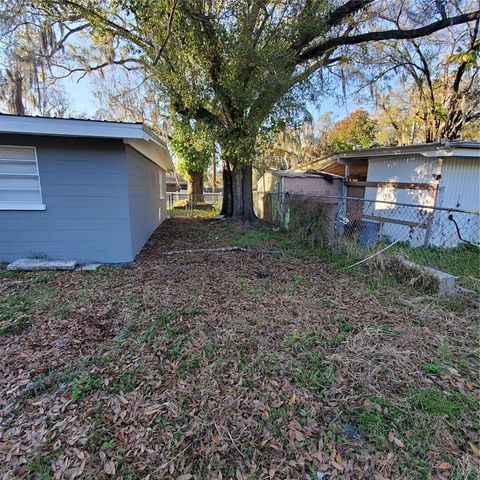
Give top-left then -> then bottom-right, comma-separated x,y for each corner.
78,263 -> 102,271
7,259 -> 78,271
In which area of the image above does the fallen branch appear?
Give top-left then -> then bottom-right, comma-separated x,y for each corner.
161,247 -> 280,255
161,246 -> 250,255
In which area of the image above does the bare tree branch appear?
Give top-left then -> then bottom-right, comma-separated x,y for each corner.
298,10 -> 480,62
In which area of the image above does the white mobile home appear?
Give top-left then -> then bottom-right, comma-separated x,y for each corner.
334,141 -> 480,247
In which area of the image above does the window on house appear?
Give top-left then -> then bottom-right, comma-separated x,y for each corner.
159,170 -> 165,200
0,146 -> 45,210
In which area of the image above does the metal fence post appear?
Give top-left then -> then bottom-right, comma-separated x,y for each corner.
334,197 -> 345,253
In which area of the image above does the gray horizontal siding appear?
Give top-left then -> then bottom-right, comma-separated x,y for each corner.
0,134 -> 133,263
2,218 -> 128,230
126,146 -> 162,258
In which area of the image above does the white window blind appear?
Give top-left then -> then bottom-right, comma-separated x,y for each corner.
0,146 -> 45,210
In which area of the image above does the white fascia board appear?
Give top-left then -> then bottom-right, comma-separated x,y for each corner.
0,115 -> 174,171
0,115 -> 145,138
421,147 -> 480,158
336,145 -> 479,162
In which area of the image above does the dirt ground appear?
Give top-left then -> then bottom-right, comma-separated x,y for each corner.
0,218 -> 478,480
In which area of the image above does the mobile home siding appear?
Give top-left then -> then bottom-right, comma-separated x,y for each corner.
126,146 -> 166,258
0,134 -> 133,263
364,155 -> 440,206
438,157 -> 479,211
362,154 -> 479,248
430,157 -> 480,247
363,155 -> 441,246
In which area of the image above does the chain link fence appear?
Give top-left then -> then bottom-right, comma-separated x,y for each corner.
167,192 -> 222,218
276,193 -> 480,290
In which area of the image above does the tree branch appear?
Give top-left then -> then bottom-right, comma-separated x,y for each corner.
298,10 -> 480,62
151,0 -> 177,66
59,0 -> 153,51
51,58 -> 142,80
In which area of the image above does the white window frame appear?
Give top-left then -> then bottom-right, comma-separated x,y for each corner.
0,145 -> 46,211
159,169 -> 165,200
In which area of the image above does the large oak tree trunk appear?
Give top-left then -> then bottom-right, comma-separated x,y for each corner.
221,161 -> 233,217
188,170 -> 204,203
220,161 -> 256,221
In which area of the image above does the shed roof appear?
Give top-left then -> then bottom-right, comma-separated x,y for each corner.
297,140 -> 479,177
0,114 -> 174,171
270,169 -> 343,179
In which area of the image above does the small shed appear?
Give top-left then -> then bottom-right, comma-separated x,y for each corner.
166,173 -> 188,192
255,169 -> 343,223
0,114 -> 174,263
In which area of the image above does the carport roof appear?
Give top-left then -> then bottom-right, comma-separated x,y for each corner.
0,114 -> 174,171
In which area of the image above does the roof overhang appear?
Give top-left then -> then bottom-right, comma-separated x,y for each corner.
298,142 -> 479,171
334,142 -> 479,164
0,114 -> 174,171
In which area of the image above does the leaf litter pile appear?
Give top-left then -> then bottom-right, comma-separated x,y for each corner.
0,219 -> 479,480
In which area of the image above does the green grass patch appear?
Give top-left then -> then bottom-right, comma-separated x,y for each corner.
107,370 -> 139,394
290,330 -> 322,350
293,359 -> 335,395
0,291 -> 34,336
353,388 -> 478,477
27,452 -> 54,480
407,388 -> 475,420
177,353 -> 201,377
71,374 -> 102,401
138,307 -> 180,343
52,304 -> 74,320
389,243 -> 480,281
292,274 -> 306,284
422,362 -> 444,375
86,408 -> 118,453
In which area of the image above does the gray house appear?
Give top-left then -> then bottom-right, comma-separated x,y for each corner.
0,115 -> 174,263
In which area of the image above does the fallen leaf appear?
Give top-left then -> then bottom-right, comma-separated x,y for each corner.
289,393 -> 297,406
393,437 -> 404,448
294,430 -> 305,442
468,442 -> 480,457
103,461 -> 116,476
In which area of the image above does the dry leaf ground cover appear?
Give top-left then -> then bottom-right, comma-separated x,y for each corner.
0,218 -> 479,480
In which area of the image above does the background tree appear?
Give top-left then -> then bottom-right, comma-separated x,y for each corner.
0,0 -> 84,116
169,116 -> 214,199
29,0 -> 480,219
348,1 -> 479,143
255,111 -> 339,176
255,121 -> 316,173
317,109 -> 377,154
93,70 -> 169,138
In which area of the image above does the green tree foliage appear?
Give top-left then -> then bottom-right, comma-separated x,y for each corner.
170,116 -> 213,195
318,109 -> 377,153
